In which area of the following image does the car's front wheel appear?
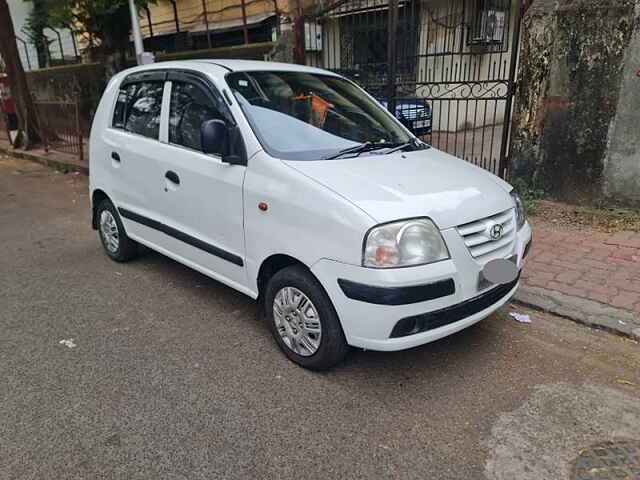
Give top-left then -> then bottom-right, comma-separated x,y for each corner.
265,265 -> 349,370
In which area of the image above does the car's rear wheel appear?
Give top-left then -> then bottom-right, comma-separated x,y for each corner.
265,265 -> 349,370
96,199 -> 139,262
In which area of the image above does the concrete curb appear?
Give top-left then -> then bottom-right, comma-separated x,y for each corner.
515,284 -> 640,341
0,144 -> 88,176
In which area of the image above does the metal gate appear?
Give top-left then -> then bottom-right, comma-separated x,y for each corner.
35,99 -> 86,161
304,0 -> 522,178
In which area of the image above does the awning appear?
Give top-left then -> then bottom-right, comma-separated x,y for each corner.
188,12 -> 275,34
327,0 -> 410,17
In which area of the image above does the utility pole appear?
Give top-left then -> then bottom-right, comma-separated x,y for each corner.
128,0 -> 154,65
386,0 -> 399,115
292,0 -> 305,65
240,0 -> 249,45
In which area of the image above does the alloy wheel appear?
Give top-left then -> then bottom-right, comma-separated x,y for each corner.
273,286 -> 322,356
100,210 -> 120,253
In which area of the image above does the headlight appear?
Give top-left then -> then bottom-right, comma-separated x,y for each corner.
511,190 -> 526,229
363,218 -> 449,268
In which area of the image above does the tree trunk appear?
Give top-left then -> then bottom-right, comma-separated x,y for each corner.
292,0 -> 306,65
0,0 -> 41,147
100,15 -> 131,80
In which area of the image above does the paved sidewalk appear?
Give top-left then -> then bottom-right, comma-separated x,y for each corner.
0,139 -> 88,175
519,228 -> 640,338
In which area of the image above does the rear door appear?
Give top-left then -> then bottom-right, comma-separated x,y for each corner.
103,71 -> 168,246
152,70 -> 248,291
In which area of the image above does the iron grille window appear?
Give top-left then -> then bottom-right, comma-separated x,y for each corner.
340,5 -> 418,76
468,0 -> 509,48
351,22 -> 387,66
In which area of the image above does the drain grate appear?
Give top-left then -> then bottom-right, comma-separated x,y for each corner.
571,440 -> 640,479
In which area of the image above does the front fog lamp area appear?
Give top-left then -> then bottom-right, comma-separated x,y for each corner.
363,218 -> 449,268
510,190 -> 526,230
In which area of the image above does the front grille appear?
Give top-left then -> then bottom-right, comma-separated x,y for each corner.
397,104 -> 429,120
399,109 -> 422,120
457,208 -> 516,264
389,273 -> 520,338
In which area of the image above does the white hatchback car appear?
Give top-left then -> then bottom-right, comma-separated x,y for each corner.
90,60 -> 532,370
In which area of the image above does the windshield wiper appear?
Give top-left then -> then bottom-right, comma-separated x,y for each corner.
323,142 -> 400,160
375,142 -> 412,155
378,139 -> 432,155
324,139 -> 429,160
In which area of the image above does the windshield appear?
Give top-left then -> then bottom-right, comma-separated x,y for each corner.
226,71 -> 414,160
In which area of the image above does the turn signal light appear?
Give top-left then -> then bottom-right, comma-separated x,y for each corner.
375,247 -> 398,265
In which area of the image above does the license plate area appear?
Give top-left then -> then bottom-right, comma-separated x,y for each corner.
414,119 -> 431,128
477,255 -> 518,291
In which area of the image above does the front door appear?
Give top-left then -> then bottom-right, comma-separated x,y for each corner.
153,71 -> 248,292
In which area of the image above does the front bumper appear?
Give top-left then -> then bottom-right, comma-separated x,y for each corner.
311,220 -> 532,351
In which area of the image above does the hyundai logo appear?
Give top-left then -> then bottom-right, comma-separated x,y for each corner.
488,223 -> 504,241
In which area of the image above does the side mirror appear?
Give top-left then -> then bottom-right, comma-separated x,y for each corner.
201,119 -> 228,156
200,119 -> 247,166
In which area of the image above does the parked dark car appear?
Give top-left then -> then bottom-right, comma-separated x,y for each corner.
335,68 -> 432,136
378,98 -> 432,136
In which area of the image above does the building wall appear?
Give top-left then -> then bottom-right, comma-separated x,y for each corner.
8,0 -> 77,71
307,0 -> 520,132
510,0 -> 640,206
141,0 -> 297,38
415,0 -> 520,132
317,18 -> 340,69
7,0 -> 38,69
603,2 -> 640,205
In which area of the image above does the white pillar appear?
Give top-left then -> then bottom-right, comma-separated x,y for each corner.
129,0 -> 155,65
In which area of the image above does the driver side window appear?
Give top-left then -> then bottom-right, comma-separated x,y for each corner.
169,81 -> 226,152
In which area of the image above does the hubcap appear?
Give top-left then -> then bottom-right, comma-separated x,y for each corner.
99,210 -> 119,253
273,287 -> 322,357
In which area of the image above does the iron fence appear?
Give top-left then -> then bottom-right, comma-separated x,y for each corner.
15,28 -> 81,71
14,1 -> 279,71
303,0 -> 522,178
35,99 -> 85,161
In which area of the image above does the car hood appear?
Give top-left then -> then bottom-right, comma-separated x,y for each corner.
284,148 -> 514,230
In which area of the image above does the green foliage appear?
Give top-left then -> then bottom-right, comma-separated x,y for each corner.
45,0 -> 152,27
23,0 -> 49,41
25,0 -> 155,68
525,202 -> 538,216
511,177 -> 548,217
511,177 -> 548,202
23,0 -> 51,66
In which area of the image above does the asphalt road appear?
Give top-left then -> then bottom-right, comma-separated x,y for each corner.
1,155 -> 639,480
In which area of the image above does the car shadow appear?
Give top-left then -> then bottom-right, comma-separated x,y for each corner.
135,248 -> 504,390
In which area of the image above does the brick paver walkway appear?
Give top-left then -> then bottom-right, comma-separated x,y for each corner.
522,229 -> 640,315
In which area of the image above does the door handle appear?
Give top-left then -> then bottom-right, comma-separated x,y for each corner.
111,152 -> 120,162
165,170 -> 180,185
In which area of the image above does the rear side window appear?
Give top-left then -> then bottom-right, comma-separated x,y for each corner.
112,84 -> 137,129
169,81 -> 226,152
124,82 -> 164,139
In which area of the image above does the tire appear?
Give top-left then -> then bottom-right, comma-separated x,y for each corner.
96,199 -> 139,262
265,265 -> 349,370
